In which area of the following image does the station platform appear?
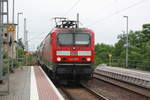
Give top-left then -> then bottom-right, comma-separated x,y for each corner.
95,66 -> 150,89
0,66 -> 64,100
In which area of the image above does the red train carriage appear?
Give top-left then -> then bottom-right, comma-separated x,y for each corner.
37,18 -> 95,81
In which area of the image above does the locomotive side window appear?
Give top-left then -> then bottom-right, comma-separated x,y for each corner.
75,34 -> 90,45
58,33 -> 73,45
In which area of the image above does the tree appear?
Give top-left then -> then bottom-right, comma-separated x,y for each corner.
17,38 -> 24,49
142,24 -> 150,42
95,43 -> 114,65
94,24 -> 149,71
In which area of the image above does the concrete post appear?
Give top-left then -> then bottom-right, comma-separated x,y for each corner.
0,35 -> 3,83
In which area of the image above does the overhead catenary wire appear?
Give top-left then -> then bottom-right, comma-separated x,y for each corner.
87,0 -> 149,27
63,0 -> 81,16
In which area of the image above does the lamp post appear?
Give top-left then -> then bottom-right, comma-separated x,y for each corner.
11,0 -> 15,72
12,0 -> 15,23
16,12 -> 23,62
17,12 -> 23,40
123,16 -> 128,68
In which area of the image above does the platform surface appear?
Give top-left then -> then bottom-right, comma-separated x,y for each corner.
95,66 -> 150,89
96,66 -> 150,81
0,66 -> 64,100
0,66 -> 30,100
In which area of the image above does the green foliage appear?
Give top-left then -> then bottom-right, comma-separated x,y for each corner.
3,52 -> 9,59
95,43 -> 114,65
17,38 -> 25,49
17,48 -> 25,58
2,52 -> 9,75
143,41 -> 150,59
95,23 -> 150,71
142,24 -> 150,42
26,54 -> 37,66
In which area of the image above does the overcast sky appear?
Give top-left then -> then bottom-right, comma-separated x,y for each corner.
10,0 -> 150,50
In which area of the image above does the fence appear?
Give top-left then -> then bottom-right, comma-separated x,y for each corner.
11,55 -> 37,70
110,59 -> 150,71
0,59 -> 10,95
0,54 -> 37,94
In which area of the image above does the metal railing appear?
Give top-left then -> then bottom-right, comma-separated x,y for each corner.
0,55 -> 37,95
0,57 -> 29,95
0,59 -> 10,95
110,59 -> 150,71
12,56 -> 37,69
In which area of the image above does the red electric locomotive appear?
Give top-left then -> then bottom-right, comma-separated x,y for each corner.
37,18 -> 95,81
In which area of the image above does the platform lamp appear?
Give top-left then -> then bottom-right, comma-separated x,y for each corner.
123,16 -> 129,68
16,12 -> 23,62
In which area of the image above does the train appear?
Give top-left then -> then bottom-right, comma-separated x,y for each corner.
37,18 -> 95,82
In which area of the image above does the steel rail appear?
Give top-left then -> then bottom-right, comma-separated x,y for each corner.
93,72 -> 150,98
60,88 -> 75,100
60,85 -> 109,100
81,83 -> 109,100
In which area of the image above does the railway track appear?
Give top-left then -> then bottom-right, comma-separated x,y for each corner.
84,73 -> 150,100
59,84 -> 108,100
44,64 -> 149,100
81,83 -> 109,100
93,72 -> 150,98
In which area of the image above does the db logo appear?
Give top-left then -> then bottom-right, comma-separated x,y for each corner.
70,51 -> 77,55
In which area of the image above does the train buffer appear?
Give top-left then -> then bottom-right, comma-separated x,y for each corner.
95,66 -> 150,89
0,66 -> 64,100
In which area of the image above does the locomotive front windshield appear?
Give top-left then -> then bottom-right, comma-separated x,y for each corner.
57,33 -> 90,45
57,33 -> 73,45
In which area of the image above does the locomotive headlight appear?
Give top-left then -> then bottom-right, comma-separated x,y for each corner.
87,57 -> 91,62
57,57 -> 61,62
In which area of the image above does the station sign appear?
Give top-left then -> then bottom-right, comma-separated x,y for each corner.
7,25 -> 15,32
24,51 -> 29,56
108,54 -> 112,58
